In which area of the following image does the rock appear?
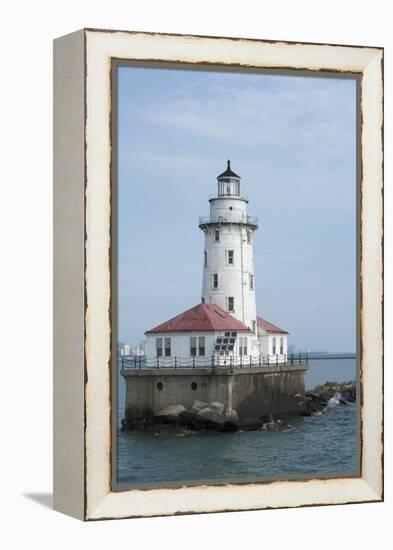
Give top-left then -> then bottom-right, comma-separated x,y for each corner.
121,417 -> 152,431
342,386 -> 356,402
305,392 -> 320,401
302,397 -> 325,416
224,409 -> 239,422
198,407 -> 226,423
197,407 -> 233,431
177,409 -> 197,428
192,400 -> 209,412
237,418 -> 263,431
153,404 -> 186,424
208,401 -> 225,414
121,418 -> 131,431
155,404 -> 186,417
312,381 -> 356,404
327,392 -> 342,407
303,382 -> 356,415
145,423 -> 184,435
261,419 -> 290,432
222,409 -> 239,432
223,421 -> 238,432
189,416 -> 207,431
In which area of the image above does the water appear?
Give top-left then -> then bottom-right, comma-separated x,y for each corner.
305,356 -> 356,389
116,357 -> 358,486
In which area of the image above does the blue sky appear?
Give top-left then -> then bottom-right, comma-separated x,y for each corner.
117,65 -> 357,352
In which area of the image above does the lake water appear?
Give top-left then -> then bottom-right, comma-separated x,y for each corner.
116,357 -> 358,486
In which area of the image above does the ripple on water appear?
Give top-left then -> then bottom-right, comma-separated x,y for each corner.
116,403 -> 358,485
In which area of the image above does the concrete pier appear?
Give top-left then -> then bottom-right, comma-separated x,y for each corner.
121,363 -> 307,423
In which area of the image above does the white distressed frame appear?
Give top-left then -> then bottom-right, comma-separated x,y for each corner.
54,29 -> 383,521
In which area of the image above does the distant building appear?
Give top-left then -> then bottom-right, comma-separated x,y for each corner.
145,161 -> 288,366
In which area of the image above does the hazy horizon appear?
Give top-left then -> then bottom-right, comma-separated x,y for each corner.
117,66 -> 357,352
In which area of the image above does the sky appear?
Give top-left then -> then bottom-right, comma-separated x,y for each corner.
117,65 -> 357,352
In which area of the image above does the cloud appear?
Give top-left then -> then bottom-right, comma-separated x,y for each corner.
124,74 -> 356,164
117,68 -> 357,349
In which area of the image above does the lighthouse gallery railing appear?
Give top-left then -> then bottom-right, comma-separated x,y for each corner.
120,353 -> 309,370
199,214 -> 258,226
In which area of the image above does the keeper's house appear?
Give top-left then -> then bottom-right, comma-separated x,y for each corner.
145,304 -> 288,368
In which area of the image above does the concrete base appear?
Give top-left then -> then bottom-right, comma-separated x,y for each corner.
121,364 -> 307,422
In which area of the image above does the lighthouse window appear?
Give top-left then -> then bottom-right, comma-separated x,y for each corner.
204,250 -> 207,267
247,232 -> 252,244
272,337 -> 277,355
280,337 -> 284,354
198,337 -> 205,356
227,296 -> 234,312
249,273 -> 254,290
239,337 -> 248,356
227,250 -> 234,265
164,338 -> 171,357
215,229 -> 220,242
156,338 -> 163,357
190,337 -> 197,356
212,273 -> 218,289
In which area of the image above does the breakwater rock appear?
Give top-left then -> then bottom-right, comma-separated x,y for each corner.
303,381 -> 356,416
121,399 -> 293,434
120,382 -> 356,433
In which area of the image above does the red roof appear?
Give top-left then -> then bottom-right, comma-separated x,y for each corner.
257,316 -> 288,334
146,303 -> 251,334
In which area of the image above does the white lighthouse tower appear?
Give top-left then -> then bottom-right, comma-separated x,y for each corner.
199,161 -> 260,352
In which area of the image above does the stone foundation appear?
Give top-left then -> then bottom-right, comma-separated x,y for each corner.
121,364 -> 307,423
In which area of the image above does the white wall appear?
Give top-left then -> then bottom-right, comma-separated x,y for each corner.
146,330 -> 255,365
258,330 -> 288,359
146,331 -> 216,362
201,210 -> 257,332
268,334 -> 288,356
209,196 -> 248,223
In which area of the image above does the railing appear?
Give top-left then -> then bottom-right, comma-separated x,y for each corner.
120,352 -> 309,370
199,215 -> 258,227
208,193 -> 249,200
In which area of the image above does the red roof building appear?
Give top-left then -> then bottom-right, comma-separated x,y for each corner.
145,303 -> 251,334
257,316 -> 288,334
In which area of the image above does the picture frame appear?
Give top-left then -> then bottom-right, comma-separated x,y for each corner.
53,28 -> 383,521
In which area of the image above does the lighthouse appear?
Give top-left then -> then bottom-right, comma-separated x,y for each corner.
199,161 -> 259,351
143,161 -> 289,365
122,161 -> 307,428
